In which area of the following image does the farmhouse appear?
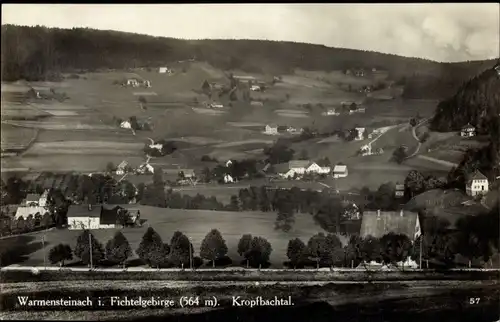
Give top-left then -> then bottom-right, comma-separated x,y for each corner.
333,165 -> 348,178
143,80 -> 152,88
136,162 -> 154,174
250,101 -> 264,107
127,79 -> 140,87
120,121 -> 132,129
224,174 -> 234,183
360,209 -> 421,242
326,108 -> 340,116
159,67 -> 172,74
116,161 -> 129,175
465,170 -> 489,197
395,184 -> 405,198
265,124 -> 279,135
461,123 -> 476,137
355,127 -> 366,141
250,85 -> 261,91
276,161 -> 330,178
67,204 -> 139,230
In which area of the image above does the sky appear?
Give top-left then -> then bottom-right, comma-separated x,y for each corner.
2,3 -> 499,62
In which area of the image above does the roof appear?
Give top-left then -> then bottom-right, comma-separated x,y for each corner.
468,170 -> 487,182
117,161 -> 129,169
360,210 -> 420,241
67,205 -> 102,218
395,184 -> 405,190
462,123 -> 475,130
273,163 -> 292,174
100,206 -> 119,225
26,194 -> 41,202
289,160 -> 312,169
266,124 -> 278,128
333,165 -> 347,173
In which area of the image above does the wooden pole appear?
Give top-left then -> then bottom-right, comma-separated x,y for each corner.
88,219 -> 93,270
42,234 -> 46,270
419,235 -> 423,269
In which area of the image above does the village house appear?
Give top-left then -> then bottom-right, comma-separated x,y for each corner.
209,102 -> 224,109
465,170 -> 489,197
250,85 -> 261,91
326,108 -> 340,116
395,184 -> 405,198
15,190 -> 51,220
355,127 -> 366,141
159,67 -> 173,74
120,121 -> 132,129
265,124 -> 279,135
225,160 -> 233,167
224,174 -> 234,183
136,162 -> 154,175
116,161 -> 129,175
66,204 -> 140,230
461,123 -> 476,137
360,209 -> 421,242
142,80 -> 152,88
250,101 -> 264,107
276,161 -> 330,179
333,165 -> 348,178
126,79 -> 140,87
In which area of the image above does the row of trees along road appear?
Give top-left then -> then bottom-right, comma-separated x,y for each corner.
48,203 -> 498,269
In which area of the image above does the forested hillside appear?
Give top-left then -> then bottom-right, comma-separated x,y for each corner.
1,24 -> 496,98
437,63 -> 500,184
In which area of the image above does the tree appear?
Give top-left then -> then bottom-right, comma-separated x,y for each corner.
392,146 -> 408,164
136,227 -> 163,266
307,233 -> 328,268
228,195 -> 240,211
237,234 -> 253,267
106,162 -> 115,173
105,231 -> 132,267
275,197 -> 295,232
359,236 -> 382,264
409,118 -> 417,127
324,233 -> 343,266
25,214 -> 35,232
169,231 -> 193,268
15,217 -> 26,233
200,229 -> 228,267
129,116 -> 140,130
379,233 -> 412,269
299,149 -> 309,160
116,209 -> 131,227
48,244 -> 73,267
263,140 -> 295,164
404,170 -> 426,198
149,243 -> 171,268
74,230 -> 104,267
246,236 -> 272,268
286,238 -> 306,268
201,80 -> 211,95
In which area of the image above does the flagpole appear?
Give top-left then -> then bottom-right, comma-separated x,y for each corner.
419,235 -> 423,269
88,218 -> 93,270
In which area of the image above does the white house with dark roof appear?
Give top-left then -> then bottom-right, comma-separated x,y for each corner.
461,123 -> 476,137
276,160 -> 330,178
265,124 -> 279,135
116,161 -> 129,175
67,204 -> 138,230
466,170 -> 489,197
333,165 -> 348,178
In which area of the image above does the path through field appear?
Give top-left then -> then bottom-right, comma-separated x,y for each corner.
415,155 -> 459,168
406,118 -> 429,158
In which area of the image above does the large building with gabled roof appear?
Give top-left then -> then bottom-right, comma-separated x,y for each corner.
465,170 -> 489,197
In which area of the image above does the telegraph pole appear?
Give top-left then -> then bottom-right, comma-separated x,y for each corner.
189,237 -> 193,270
88,218 -> 93,270
42,233 -> 46,270
419,235 -> 423,269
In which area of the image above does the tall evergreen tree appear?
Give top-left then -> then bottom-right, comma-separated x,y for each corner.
136,227 -> 163,266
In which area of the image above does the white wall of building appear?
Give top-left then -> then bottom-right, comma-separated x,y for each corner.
68,217 -> 100,230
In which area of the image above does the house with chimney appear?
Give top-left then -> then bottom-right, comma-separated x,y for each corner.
265,124 -> 279,135
15,190 -> 51,220
274,160 -> 330,179
66,204 -> 140,230
465,170 -> 489,197
360,209 -> 421,243
460,123 -> 476,137
333,165 -> 348,178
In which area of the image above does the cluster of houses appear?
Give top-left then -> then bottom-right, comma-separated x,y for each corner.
115,159 -> 154,176
271,160 -> 348,179
264,124 -> 303,135
125,78 -> 151,88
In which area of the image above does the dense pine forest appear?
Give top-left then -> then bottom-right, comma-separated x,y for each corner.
1,24 -> 496,100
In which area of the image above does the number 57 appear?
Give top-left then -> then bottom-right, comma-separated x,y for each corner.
469,297 -> 480,305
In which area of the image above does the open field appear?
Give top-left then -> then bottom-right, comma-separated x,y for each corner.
0,207 -> 328,268
213,139 -> 274,149
168,137 -> 224,145
192,107 -> 226,115
0,123 -> 38,151
227,121 -> 266,128
3,120 -> 115,130
35,129 -> 140,143
24,141 -> 144,156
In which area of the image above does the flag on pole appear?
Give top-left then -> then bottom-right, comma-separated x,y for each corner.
414,216 -> 422,240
